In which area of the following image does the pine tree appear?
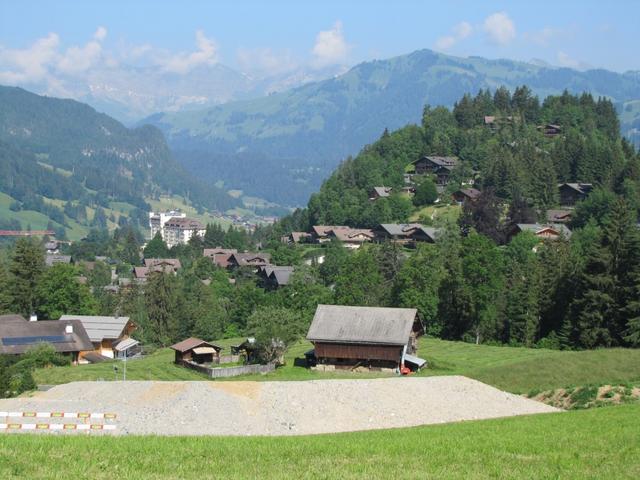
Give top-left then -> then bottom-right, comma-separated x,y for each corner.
9,238 -> 45,316
143,232 -> 169,259
144,272 -> 179,345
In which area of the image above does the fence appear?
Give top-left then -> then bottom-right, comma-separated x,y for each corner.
179,360 -> 275,378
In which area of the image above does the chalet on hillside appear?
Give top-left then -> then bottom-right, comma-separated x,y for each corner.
45,254 -> 72,267
510,223 -> 572,241
538,124 -> 562,137
375,224 -> 440,245
311,225 -> 348,243
546,209 -> 573,224
369,186 -> 392,200
280,232 -> 311,245
203,248 -> 238,268
306,305 -> 425,372
452,188 -> 481,205
134,258 -> 182,282
58,315 -> 136,361
259,265 -> 295,289
171,337 -> 222,365
484,115 -> 515,129
559,183 -> 593,206
0,314 -> 93,364
227,252 -> 271,270
409,156 -> 458,185
329,227 -> 375,249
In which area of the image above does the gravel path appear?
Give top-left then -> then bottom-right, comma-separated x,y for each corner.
0,376 -> 561,436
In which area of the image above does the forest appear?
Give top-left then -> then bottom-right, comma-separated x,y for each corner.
0,88 -> 638,361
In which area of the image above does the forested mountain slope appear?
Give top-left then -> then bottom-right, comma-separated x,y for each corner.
0,86 -> 238,237
145,49 -> 640,206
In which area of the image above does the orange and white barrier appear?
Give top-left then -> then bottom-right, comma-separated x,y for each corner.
0,411 -> 117,419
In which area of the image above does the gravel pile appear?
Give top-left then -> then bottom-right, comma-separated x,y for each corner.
0,376 -> 561,436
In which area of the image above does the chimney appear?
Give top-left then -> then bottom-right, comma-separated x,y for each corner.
29,314 -> 37,322
65,324 -> 73,334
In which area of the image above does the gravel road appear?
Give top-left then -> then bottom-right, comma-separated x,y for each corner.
0,376 -> 560,436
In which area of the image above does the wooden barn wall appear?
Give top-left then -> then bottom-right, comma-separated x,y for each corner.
314,343 -> 402,362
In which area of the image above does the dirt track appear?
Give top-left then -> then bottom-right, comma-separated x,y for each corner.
0,376 -> 560,436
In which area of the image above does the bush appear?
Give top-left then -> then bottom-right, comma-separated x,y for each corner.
413,178 -> 439,207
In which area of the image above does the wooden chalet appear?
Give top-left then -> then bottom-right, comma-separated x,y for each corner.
280,232 -> 311,245
329,227 -> 375,249
171,337 -> 222,365
369,186 -> 392,200
45,254 -> 72,267
203,248 -> 238,268
452,188 -> 481,205
538,123 -> 562,137
409,156 -> 458,185
0,314 -> 93,364
558,183 -> 593,206
311,225 -> 348,243
258,265 -> 295,289
546,209 -> 573,224
58,315 -> 136,361
510,223 -> 572,241
306,305 -> 425,372
227,252 -> 272,270
375,224 -> 439,245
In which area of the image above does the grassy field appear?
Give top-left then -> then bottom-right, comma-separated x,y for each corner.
33,337 -> 640,395
409,203 -> 461,223
0,405 -> 638,479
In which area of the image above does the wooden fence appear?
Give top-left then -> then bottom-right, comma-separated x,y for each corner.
179,360 -> 275,378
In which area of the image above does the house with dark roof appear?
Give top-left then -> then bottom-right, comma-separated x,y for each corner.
280,232 -> 312,245
538,123 -> 562,137
310,225 -> 348,243
409,156 -> 458,185
510,223 -> 572,241
369,186 -> 392,200
171,337 -> 222,365
203,248 -> 238,268
306,305 -> 425,372
375,224 -> 439,245
0,314 -> 93,364
546,209 -> 573,224
133,258 -> 182,282
58,315 -> 135,360
259,266 -> 296,289
559,183 -> 593,206
329,227 -> 375,249
227,252 -> 272,270
452,188 -> 481,205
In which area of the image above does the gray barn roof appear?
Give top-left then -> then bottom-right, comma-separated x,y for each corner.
58,315 -> 131,343
307,305 -> 418,346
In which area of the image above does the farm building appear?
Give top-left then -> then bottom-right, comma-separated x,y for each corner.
306,305 -> 425,372
171,337 -> 222,365
58,315 -> 136,361
0,314 -> 93,364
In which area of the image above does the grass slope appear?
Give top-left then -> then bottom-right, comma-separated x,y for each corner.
34,337 -> 640,395
1,405 -> 639,479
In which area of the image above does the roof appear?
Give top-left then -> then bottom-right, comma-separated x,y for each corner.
415,226 -> 441,241
270,266 -> 295,286
83,351 -> 111,363
0,319 -> 93,355
163,217 -> 204,230
229,252 -> 271,267
0,314 -> 28,325
203,248 -> 238,257
170,337 -> 221,353
290,232 -> 311,243
113,337 -> 139,352
144,258 -> 182,270
516,223 -> 572,238
45,254 -> 71,266
311,225 -> 348,237
546,209 -> 573,223
330,228 -> 375,243
558,183 -> 593,194
371,186 -> 392,198
412,155 -> 458,167
59,315 -> 131,343
133,266 -> 149,279
404,354 -> 427,369
307,305 -> 418,346
378,223 -> 423,237
454,188 -> 481,200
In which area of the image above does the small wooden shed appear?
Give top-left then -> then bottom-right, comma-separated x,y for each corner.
170,337 -> 222,365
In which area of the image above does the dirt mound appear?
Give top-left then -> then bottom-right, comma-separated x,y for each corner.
0,376 -> 560,436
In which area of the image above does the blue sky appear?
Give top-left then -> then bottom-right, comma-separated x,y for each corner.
1,0 -> 638,88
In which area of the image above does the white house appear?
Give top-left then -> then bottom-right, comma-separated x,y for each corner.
162,217 -> 206,247
149,210 -> 186,240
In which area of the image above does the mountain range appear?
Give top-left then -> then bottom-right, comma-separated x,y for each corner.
143,49 -> 640,207
0,86 -> 238,238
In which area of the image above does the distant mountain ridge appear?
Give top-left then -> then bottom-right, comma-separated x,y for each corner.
0,86 -> 238,237
144,49 -> 640,207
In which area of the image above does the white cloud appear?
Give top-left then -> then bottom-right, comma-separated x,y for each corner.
93,26 -> 108,41
237,47 -> 296,75
435,21 -> 473,50
0,33 -> 60,84
161,30 -> 219,74
57,39 -> 104,75
312,21 -> 349,67
483,12 -> 516,46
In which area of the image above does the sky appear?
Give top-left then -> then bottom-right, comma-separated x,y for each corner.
1,0 -> 639,90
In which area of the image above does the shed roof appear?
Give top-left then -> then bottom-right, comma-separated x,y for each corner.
0,319 -> 93,355
170,337 -> 221,353
59,315 -> 131,343
307,305 -> 418,346
113,337 -> 139,352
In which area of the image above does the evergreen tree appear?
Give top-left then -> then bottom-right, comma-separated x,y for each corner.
143,232 -> 169,259
35,264 -> 97,320
144,272 -> 180,345
9,238 -> 45,316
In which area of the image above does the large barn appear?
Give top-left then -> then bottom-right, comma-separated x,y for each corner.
306,305 -> 425,372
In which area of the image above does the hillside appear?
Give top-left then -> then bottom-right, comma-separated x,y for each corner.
0,86 -> 238,238
145,49 -> 640,206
